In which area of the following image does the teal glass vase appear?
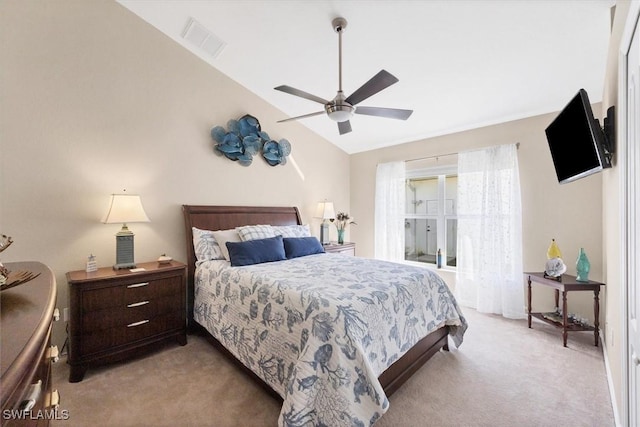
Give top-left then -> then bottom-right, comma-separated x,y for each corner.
576,248 -> 590,282
337,229 -> 345,245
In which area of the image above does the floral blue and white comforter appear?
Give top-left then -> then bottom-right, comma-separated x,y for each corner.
194,253 -> 467,427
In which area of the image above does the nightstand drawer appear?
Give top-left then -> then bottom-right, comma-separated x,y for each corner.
125,276 -> 182,304
81,294 -> 183,333
81,276 -> 182,312
324,242 -> 355,256
81,310 -> 183,355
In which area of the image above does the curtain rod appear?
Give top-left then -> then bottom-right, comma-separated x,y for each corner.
405,142 -> 520,163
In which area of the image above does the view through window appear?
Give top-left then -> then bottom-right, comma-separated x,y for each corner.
404,169 -> 457,267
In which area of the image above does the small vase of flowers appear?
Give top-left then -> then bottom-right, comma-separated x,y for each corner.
334,212 -> 356,244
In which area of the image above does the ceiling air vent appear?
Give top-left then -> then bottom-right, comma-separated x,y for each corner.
182,18 -> 226,59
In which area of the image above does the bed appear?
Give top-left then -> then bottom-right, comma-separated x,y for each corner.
182,205 -> 467,426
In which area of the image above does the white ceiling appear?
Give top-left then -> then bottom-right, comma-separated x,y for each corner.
117,0 -> 612,154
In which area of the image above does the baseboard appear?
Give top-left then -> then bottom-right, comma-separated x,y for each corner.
600,330 -> 623,427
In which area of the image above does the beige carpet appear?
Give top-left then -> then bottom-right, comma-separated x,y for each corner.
51,308 -> 614,426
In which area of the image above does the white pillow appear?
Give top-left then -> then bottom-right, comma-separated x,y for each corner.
192,227 -> 225,265
212,229 -> 242,261
236,225 -> 275,241
272,224 -> 311,238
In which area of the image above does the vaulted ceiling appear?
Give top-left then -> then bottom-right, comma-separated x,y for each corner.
118,0 -> 612,154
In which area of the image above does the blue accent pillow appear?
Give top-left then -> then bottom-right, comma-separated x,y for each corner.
283,237 -> 325,259
226,235 -> 286,266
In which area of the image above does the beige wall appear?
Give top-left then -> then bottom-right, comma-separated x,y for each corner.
351,3 -> 633,420
350,112 -> 604,321
601,1 -> 632,422
0,0 -> 349,346
1,0 -> 627,418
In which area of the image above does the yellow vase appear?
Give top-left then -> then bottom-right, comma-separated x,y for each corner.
547,239 -> 562,259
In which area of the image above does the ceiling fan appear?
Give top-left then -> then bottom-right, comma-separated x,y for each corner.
275,17 -> 413,135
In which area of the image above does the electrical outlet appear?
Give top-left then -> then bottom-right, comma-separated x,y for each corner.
63,307 -> 69,322
609,328 -> 613,346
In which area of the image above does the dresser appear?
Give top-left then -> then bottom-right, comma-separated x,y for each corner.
67,261 -> 187,382
1,261 -> 60,426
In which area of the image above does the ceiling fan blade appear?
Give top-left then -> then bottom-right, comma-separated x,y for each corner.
355,106 -> 413,120
274,85 -> 329,105
338,120 -> 352,135
345,70 -> 399,106
277,111 -> 325,123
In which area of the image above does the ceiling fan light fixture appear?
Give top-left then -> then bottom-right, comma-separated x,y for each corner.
274,16 -> 412,133
325,104 -> 355,122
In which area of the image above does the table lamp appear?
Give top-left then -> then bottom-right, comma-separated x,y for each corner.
316,201 -> 335,245
102,194 -> 150,270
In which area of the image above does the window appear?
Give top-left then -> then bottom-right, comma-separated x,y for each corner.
404,166 -> 457,268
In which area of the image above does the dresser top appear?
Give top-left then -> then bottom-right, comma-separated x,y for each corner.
66,260 -> 186,284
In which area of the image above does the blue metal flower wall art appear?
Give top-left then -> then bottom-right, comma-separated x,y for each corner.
263,139 -> 292,166
211,114 -> 291,166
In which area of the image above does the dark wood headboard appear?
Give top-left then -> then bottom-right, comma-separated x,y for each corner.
181,205 -> 302,328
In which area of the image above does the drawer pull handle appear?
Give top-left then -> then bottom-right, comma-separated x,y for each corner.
127,282 -> 149,289
18,380 -> 42,411
50,389 -> 60,408
127,300 -> 150,308
47,345 -> 60,363
53,308 -> 60,321
127,319 -> 149,328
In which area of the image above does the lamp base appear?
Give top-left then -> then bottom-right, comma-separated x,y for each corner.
113,262 -> 137,270
114,229 -> 136,270
320,222 -> 330,245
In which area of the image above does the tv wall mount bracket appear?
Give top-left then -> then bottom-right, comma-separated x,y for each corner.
599,105 -> 615,166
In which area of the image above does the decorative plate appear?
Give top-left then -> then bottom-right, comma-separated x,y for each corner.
0,270 -> 41,291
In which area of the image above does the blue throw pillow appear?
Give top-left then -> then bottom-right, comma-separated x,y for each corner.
226,235 -> 286,266
283,237 -> 325,259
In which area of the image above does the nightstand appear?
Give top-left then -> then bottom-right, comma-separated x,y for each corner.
67,261 -> 187,382
324,241 -> 356,256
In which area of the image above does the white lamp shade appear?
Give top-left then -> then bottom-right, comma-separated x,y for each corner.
102,194 -> 150,224
316,201 -> 335,220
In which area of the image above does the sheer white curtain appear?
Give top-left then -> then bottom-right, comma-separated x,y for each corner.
456,144 -> 525,319
374,161 -> 405,261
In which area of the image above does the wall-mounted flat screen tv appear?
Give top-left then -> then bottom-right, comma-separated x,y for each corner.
544,89 -> 612,184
